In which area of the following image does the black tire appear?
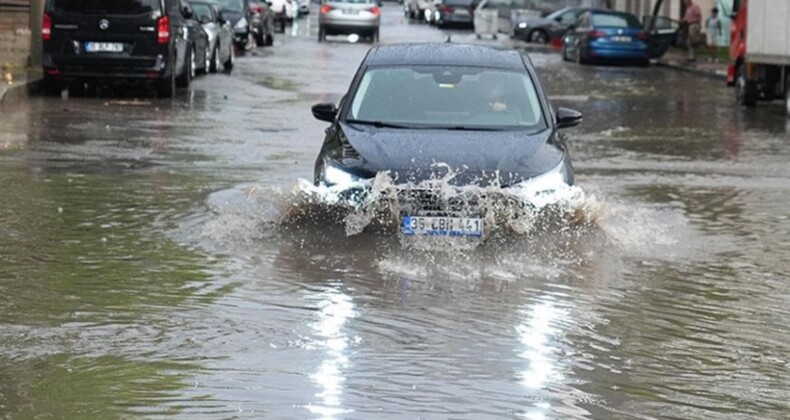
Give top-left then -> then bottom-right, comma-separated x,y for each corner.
736,64 -> 757,107
318,26 -> 326,42
223,45 -> 234,72
265,32 -> 274,47
372,28 -> 379,43
156,71 -> 176,98
176,46 -> 194,88
199,44 -> 210,75
209,44 -> 220,74
255,27 -> 265,46
42,73 -> 62,96
528,29 -> 549,44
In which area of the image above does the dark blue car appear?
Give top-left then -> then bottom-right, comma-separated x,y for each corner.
561,9 -> 649,66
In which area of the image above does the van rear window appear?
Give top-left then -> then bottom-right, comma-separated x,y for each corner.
52,0 -> 162,15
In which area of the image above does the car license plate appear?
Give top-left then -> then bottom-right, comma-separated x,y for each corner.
611,36 -> 632,42
343,8 -> 359,14
84,42 -> 124,53
402,216 -> 483,237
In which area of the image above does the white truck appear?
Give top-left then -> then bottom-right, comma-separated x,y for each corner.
729,0 -> 790,116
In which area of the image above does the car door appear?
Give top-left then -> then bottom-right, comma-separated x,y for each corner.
563,13 -> 587,58
644,14 -> 679,58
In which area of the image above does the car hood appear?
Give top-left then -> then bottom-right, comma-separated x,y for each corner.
338,123 -> 564,187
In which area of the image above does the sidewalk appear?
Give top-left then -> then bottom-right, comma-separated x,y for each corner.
655,48 -> 729,80
0,66 -> 41,104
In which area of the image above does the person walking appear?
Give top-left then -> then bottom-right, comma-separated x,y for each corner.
706,7 -> 723,62
682,0 -> 702,62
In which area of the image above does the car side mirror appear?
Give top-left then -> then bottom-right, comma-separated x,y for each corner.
556,107 -> 582,129
182,6 -> 193,19
312,103 -> 337,122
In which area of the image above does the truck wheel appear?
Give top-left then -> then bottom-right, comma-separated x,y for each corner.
736,64 -> 757,107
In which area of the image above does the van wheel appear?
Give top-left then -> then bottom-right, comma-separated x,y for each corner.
157,71 -> 176,98
736,64 -> 756,107
42,74 -> 62,96
176,46 -> 193,88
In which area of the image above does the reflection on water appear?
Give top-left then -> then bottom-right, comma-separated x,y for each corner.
306,285 -> 356,418
518,299 -> 566,420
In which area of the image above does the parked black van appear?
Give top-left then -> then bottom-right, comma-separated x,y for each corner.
42,0 -> 210,97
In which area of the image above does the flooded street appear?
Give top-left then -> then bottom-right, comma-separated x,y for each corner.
1,4 -> 789,419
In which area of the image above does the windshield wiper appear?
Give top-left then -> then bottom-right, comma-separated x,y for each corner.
345,119 -> 414,129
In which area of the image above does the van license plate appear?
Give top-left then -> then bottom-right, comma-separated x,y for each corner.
85,42 -> 124,53
402,216 -> 483,237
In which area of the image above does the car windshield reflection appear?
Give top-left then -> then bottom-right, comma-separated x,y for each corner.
348,66 -> 546,131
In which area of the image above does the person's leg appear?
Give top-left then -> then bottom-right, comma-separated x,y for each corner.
688,24 -> 700,61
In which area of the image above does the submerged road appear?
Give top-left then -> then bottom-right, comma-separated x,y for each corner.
1,4 -> 789,419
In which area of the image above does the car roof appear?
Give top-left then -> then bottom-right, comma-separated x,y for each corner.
586,8 -> 638,18
365,43 -> 526,70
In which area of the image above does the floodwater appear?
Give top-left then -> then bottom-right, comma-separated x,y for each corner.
1,5 -> 789,419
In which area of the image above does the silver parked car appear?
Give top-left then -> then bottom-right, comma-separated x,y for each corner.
511,7 -> 587,44
191,0 -> 235,72
318,0 -> 381,42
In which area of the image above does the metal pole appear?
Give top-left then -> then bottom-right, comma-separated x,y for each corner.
29,0 -> 43,67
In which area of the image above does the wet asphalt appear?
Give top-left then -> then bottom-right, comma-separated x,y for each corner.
1,4 -> 790,419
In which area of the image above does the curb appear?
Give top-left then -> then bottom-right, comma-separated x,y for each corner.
0,76 -> 42,105
655,59 -> 727,81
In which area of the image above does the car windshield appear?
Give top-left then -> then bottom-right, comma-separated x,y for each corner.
191,3 -> 214,22
52,0 -> 161,14
591,13 -> 640,28
349,66 -> 545,130
216,0 -> 244,12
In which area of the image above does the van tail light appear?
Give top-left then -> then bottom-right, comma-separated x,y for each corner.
321,5 -> 333,14
42,13 -> 52,41
250,4 -> 263,13
440,5 -> 455,13
588,30 -> 606,39
369,6 -> 381,16
157,16 -> 170,44
636,31 -> 648,40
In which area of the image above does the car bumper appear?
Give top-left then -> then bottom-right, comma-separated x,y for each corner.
320,19 -> 380,32
43,53 -> 169,80
587,46 -> 648,60
438,13 -> 473,24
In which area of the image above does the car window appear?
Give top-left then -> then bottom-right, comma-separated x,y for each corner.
216,0 -> 244,12
191,2 -> 214,21
52,0 -> 162,14
591,13 -> 641,28
349,66 -> 545,130
558,10 -> 578,24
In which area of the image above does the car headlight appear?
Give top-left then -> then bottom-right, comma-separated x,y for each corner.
515,160 -> 569,193
518,22 -> 528,29
234,17 -> 248,31
323,164 -> 363,187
